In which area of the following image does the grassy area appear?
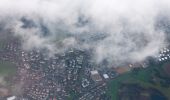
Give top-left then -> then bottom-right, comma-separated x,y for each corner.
0,61 -> 17,77
108,72 -> 132,100
108,61 -> 170,100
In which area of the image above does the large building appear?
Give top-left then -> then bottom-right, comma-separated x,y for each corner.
90,70 -> 102,82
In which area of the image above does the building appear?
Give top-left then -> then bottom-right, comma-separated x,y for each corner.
90,70 -> 102,82
103,74 -> 109,79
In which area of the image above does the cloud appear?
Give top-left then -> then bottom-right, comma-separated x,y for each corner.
0,0 -> 170,66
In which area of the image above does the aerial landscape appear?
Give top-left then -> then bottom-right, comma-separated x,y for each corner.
0,0 -> 170,100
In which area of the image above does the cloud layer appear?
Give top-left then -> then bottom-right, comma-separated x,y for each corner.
0,0 -> 170,66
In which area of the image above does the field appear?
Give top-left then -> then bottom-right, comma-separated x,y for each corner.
108,61 -> 170,100
0,61 -> 17,77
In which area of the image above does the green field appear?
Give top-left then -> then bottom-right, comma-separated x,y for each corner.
108,61 -> 170,100
0,61 -> 17,77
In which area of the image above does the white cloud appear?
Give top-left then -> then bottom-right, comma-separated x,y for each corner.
0,0 -> 169,66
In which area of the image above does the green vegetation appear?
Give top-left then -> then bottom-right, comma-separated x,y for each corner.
108,72 -> 132,100
108,61 -> 170,100
0,61 -> 17,77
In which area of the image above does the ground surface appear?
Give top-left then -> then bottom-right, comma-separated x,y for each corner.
108,60 -> 170,100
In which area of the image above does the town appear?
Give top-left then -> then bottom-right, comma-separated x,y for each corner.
0,35 -> 169,100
